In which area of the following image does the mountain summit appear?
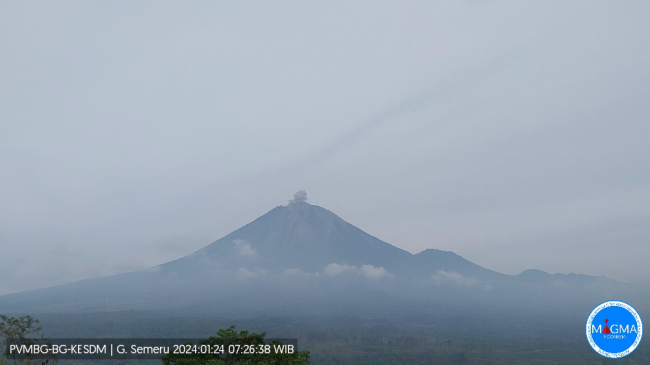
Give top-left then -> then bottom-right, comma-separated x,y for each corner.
0,192 -> 631,313
163,198 -> 414,276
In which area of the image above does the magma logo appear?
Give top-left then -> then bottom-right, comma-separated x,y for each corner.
586,300 -> 643,358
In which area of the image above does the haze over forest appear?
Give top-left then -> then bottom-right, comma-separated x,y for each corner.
1,1 -> 649,300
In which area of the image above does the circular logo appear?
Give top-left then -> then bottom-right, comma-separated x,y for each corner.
586,300 -> 643,358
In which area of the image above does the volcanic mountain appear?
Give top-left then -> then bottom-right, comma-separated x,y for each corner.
160,200 -> 500,279
0,196 -> 635,314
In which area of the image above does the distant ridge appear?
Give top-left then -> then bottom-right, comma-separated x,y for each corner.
0,192 -> 635,314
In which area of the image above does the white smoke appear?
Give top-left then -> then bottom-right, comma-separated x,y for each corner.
288,190 -> 308,204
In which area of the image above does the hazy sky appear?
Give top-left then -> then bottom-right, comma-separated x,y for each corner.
1,1 -> 649,295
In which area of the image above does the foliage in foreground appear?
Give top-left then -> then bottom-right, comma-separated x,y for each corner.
0,314 -> 56,365
161,326 -> 310,365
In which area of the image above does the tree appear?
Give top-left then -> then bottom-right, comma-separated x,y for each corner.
161,326 -> 310,365
0,314 -> 54,365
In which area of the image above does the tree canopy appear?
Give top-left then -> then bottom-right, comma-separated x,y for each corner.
0,314 -> 52,365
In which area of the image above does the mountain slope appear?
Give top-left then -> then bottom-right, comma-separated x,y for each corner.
161,202 -> 414,276
0,199 -> 635,314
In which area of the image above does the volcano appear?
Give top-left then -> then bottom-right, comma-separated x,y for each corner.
159,200 -> 499,279
0,193 -> 633,314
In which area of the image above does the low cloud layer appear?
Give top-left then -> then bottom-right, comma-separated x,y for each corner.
237,267 -> 266,279
323,263 -> 392,280
432,271 -> 491,291
233,239 -> 256,257
284,268 -> 307,276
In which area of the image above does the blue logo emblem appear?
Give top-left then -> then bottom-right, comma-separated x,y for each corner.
586,300 -> 643,358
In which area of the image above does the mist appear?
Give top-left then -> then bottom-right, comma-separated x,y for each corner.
1,1 -> 648,298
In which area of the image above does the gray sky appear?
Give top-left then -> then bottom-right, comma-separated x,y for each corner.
1,1 -> 649,296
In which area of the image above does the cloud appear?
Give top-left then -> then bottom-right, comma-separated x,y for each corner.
284,268 -> 302,275
237,267 -> 258,279
360,264 -> 391,279
236,266 -> 267,279
233,239 -> 256,257
432,271 -> 478,286
431,271 -> 491,291
1,1 -> 647,294
484,284 -> 493,291
323,263 -> 392,280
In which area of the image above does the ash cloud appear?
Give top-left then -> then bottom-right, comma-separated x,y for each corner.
288,190 -> 308,204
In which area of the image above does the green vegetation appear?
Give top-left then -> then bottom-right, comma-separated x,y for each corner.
0,314 -> 56,365
303,331 -> 649,365
32,312 -> 649,365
